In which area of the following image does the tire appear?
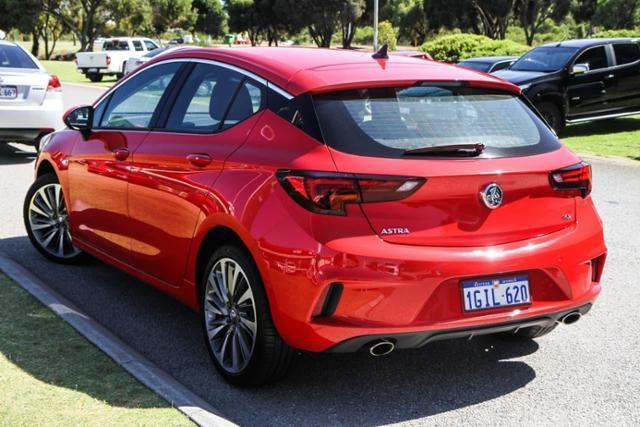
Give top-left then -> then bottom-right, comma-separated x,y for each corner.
497,323 -> 557,342
23,173 -> 85,264
200,245 -> 294,386
536,101 -> 565,135
87,73 -> 103,83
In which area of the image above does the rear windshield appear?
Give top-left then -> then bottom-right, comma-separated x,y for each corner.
458,61 -> 491,72
313,85 -> 560,159
0,44 -> 38,69
103,40 -> 130,51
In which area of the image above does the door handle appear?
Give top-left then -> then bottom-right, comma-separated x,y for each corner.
605,74 -> 615,80
114,147 -> 130,161
187,153 -> 212,167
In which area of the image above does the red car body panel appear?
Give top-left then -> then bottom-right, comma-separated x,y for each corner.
36,48 -> 606,353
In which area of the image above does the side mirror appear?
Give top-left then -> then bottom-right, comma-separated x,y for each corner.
572,63 -> 589,75
63,105 -> 93,133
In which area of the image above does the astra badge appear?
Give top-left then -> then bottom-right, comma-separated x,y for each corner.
380,227 -> 410,235
480,183 -> 503,209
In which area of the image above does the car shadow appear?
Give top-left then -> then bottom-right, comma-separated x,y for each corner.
0,235 -> 539,424
564,116 -> 640,138
0,143 -> 37,165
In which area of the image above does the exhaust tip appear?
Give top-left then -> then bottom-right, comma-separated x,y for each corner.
369,339 -> 395,357
561,312 -> 582,325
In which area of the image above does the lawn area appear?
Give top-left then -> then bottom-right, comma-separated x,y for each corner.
41,60 -> 117,88
562,117 -> 640,161
0,273 -> 192,426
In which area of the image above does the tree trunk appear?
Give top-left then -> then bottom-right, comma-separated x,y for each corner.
31,31 -> 40,58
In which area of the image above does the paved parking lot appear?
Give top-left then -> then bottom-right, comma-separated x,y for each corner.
0,84 -> 639,426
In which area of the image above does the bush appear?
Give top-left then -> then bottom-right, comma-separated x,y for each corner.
354,22 -> 397,50
420,34 -> 530,63
378,21 -> 398,51
590,29 -> 640,38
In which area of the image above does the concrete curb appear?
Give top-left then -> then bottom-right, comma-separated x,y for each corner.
0,253 -> 237,427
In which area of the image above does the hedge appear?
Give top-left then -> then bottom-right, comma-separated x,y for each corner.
420,34 -> 530,63
590,29 -> 640,38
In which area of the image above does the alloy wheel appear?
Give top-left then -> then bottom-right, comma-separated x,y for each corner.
204,257 -> 258,374
27,183 -> 80,259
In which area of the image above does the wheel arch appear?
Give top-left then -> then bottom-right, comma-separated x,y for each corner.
36,159 -> 56,178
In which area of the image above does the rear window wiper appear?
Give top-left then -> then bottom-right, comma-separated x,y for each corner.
403,143 -> 485,157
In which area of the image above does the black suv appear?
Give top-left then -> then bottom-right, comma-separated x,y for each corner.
494,38 -> 640,134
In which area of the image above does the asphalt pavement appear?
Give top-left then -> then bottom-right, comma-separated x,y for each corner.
0,84 -> 638,426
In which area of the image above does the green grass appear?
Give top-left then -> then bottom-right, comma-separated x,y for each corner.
0,274 -> 193,426
41,60 -> 117,88
562,116 -> 640,161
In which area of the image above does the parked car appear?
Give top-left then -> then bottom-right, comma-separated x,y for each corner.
391,50 -> 434,60
0,40 -> 63,150
458,56 -> 518,73
76,37 -> 160,82
124,46 -> 190,75
25,47 -> 607,386
494,38 -> 640,134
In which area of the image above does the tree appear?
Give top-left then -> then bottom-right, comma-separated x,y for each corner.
193,0 -> 226,37
400,1 -> 427,46
339,0 -> 366,48
592,0 -> 639,29
0,0 -> 42,55
423,0 -> 514,39
277,0 -> 346,48
109,0 -> 154,36
227,0 -> 263,46
150,0 -> 196,37
43,0 -> 110,52
572,0 -> 597,37
515,0 -> 571,45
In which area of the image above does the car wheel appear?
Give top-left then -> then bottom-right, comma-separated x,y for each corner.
536,101 -> 565,135
87,73 -> 103,83
497,324 -> 557,342
23,173 -> 85,264
201,245 -> 294,386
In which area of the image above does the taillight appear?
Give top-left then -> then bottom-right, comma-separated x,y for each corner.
277,170 -> 425,216
47,75 -> 62,92
106,55 -> 111,65
550,161 -> 592,198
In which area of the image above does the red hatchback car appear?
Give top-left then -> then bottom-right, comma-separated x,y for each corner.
24,47 -> 606,386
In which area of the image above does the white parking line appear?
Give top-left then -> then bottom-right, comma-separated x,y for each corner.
0,252 -> 237,427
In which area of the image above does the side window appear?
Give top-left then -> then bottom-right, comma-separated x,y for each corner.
164,63 -> 263,133
144,40 -> 158,51
575,46 -> 608,71
491,61 -> 512,72
614,43 -> 640,65
100,62 -> 181,129
132,40 -> 144,51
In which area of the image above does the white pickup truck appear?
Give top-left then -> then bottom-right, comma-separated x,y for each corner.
76,37 -> 161,82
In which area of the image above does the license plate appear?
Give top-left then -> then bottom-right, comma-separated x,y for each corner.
462,275 -> 530,312
0,86 -> 17,99
87,68 -> 98,73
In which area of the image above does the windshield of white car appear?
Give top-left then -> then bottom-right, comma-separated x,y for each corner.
0,44 -> 38,69
510,46 -> 579,72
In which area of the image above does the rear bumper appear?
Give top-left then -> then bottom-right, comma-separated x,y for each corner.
0,95 -> 64,141
329,303 -> 592,352
258,197 -> 606,353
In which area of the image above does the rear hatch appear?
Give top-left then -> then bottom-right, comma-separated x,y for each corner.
0,68 -> 49,107
76,52 -> 109,68
313,84 -> 580,247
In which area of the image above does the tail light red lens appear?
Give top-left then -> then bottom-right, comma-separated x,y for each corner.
277,170 -> 425,216
106,55 -> 111,65
47,75 -> 62,92
550,161 -> 592,197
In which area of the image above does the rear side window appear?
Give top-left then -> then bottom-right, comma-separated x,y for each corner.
491,60 -> 513,72
132,40 -> 144,51
164,63 -> 263,133
0,44 -> 38,69
103,40 -> 130,51
313,85 -> 561,159
575,46 -> 608,71
458,61 -> 491,73
613,43 -> 640,65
